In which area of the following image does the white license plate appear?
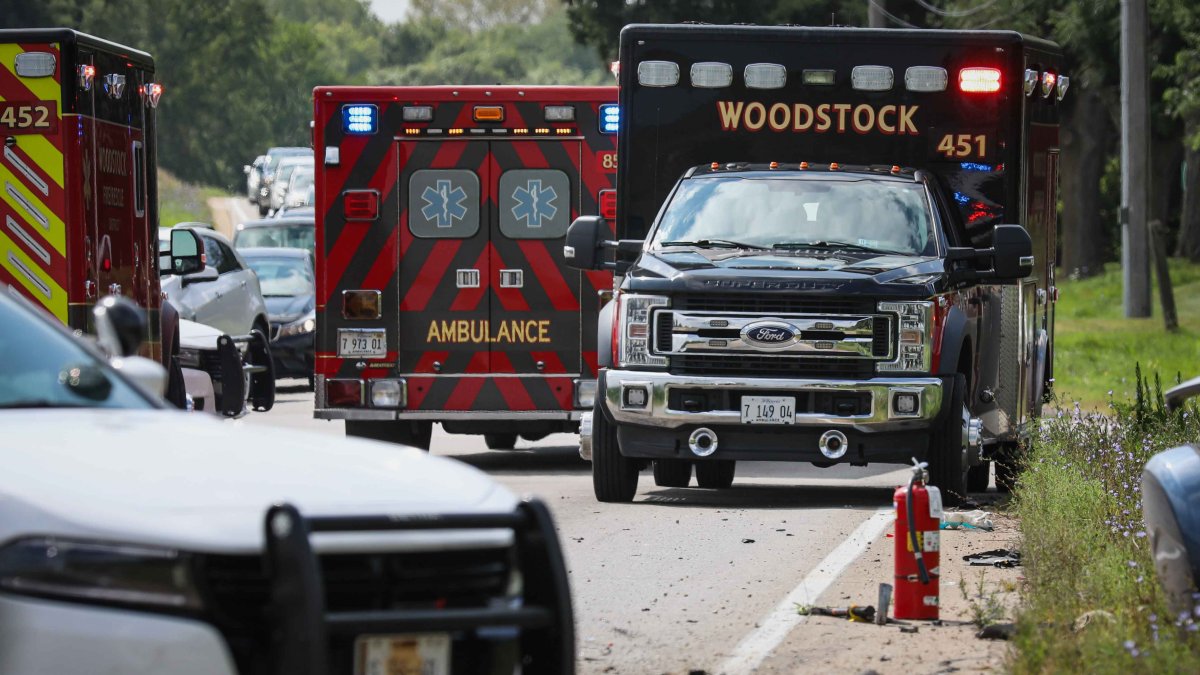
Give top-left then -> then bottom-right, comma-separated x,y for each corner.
339,329 -> 386,357
741,395 -> 796,424
354,633 -> 450,675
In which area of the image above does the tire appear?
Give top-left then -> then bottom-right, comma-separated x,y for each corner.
653,459 -> 692,488
592,401 -> 638,503
928,373 -> 969,505
695,460 -> 736,489
994,442 -> 1023,493
258,202 -> 269,217
967,461 -> 991,493
484,433 -> 518,450
346,420 -> 433,451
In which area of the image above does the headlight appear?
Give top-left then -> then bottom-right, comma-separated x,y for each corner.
0,538 -> 201,610
278,310 -> 316,339
877,300 -> 933,373
617,293 -> 669,369
178,347 -> 201,369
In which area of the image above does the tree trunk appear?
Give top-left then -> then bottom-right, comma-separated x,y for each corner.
1149,134 -> 1183,253
1060,86 -> 1112,278
1176,119 -> 1200,261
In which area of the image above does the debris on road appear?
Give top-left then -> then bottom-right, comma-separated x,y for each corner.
796,604 -> 877,622
976,622 -> 1016,640
941,510 -> 995,531
741,538 -> 756,543
963,548 -> 1022,568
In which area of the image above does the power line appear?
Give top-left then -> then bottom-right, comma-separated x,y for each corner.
867,0 -> 919,28
912,0 -> 1000,18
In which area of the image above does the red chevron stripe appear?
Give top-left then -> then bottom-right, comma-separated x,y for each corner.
445,376 -> 486,410
0,66 -> 64,154
530,350 -> 568,374
322,218 -> 370,305
400,238 -> 461,311
490,352 -> 536,410
3,140 -> 64,204
517,240 -> 578,311
511,141 -> 550,169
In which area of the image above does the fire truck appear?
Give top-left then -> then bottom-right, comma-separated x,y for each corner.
0,28 -> 270,414
565,25 -> 1064,503
312,86 -> 618,449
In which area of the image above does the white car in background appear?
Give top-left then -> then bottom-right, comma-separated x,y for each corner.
0,285 -> 575,675
268,155 -> 313,214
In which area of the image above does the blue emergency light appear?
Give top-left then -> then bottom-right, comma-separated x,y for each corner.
343,104 -> 378,135
599,104 -> 620,134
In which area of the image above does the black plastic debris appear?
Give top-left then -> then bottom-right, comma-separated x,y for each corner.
963,548 -> 1022,568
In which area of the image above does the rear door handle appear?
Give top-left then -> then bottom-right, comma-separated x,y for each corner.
499,269 -> 524,288
456,269 -> 480,288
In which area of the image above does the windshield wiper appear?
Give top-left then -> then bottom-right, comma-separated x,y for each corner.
660,239 -> 768,250
773,240 -> 898,255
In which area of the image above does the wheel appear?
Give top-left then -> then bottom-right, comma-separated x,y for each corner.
967,461 -> 991,493
695,460 -> 735,489
484,433 -> 518,450
346,420 -> 433,450
994,442 -> 1024,493
928,373 -> 969,505
653,459 -> 692,487
592,401 -> 638,502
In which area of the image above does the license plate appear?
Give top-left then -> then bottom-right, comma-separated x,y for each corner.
339,329 -> 386,357
741,395 -> 796,424
354,633 -> 450,675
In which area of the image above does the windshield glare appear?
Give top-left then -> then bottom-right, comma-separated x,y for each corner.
247,257 -> 314,297
650,176 -> 937,256
235,224 -> 315,253
0,294 -> 154,409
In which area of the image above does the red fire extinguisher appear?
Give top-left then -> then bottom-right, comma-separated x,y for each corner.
893,461 -> 942,620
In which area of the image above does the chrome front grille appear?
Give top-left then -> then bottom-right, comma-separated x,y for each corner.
653,310 -> 893,360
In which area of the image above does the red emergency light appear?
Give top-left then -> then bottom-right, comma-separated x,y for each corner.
343,190 -> 379,221
959,67 -> 1001,93
599,189 -> 617,220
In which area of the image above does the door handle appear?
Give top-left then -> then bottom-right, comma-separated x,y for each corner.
456,269 -> 480,288
499,269 -> 524,288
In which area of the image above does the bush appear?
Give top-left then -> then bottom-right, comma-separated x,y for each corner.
1012,368 -> 1200,673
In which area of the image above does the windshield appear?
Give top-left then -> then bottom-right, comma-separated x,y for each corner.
650,175 -> 938,256
246,256 -> 314,297
266,149 -> 309,173
0,292 -> 156,409
234,224 -> 315,253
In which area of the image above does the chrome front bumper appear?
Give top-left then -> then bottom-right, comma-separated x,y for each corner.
603,370 -> 944,431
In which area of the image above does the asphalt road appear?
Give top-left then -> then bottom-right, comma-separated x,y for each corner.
238,381 -> 913,675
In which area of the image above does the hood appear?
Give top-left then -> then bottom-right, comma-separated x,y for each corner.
178,318 -> 224,350
264,293 -> 314,324
0,410 -> 516,554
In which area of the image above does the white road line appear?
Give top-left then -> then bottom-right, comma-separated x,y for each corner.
718,508 -> 894,675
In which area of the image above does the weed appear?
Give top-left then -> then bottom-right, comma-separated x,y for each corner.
960,570 -> 1007,628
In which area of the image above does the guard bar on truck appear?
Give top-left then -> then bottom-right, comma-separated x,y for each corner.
262,498 -> 575,675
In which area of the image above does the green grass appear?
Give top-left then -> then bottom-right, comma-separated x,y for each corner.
1053,260 -> 1200,409
157,169 -> 230,227
1011,382 -> 1200,674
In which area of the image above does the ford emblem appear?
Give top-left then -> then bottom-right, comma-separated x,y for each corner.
741,321 -> 799,348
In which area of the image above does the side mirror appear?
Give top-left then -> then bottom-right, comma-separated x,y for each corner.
946,224 -> 1033,285
164,228 -> 205,276
93,295 -> 147,357
564,216 -> 605,271
181,266 -> 219,287
991,224 -> 1034,280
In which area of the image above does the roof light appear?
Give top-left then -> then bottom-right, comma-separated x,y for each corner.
77,64 -> 95,90
449,128 -> 464,135
851,66 -> 893,91
769,161 -> 779,169
690,62 -> 732,88
1024,69 -> 1039,96
513,128 -> 529,135
139,82 -> 163,108
544,105 -> 575,122
1057,75 -> 1070,101
891,165 -> 901,173
599,103 -> 619,134
638,60 -> 679,87
473,105 -> 504,122
599,189 -> 617,220
342,104 -> 378,134
799,162 -> 809,170
959,67 -> 1001,93
14,52 -> 55,77
404,128 -> 420,135
533,128 -> 550,135
103,73 -> 126,100
556,128 -> 573,135
402,105 -> 434,122
1040,70 -> 1056,98
802,69 -> 836,86
710,162 -> 719,170
745,63 -> 787,90
904,66 -> 947,92
829,162 -> 840,171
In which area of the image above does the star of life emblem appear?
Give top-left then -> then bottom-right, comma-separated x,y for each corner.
420,179 -> 469,228
511,179 -> 558,227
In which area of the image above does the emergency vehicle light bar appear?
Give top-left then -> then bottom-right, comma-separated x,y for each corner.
851,66 -> 893,91
343,105 -> 378,134
599,104 -> 619,134
473,106 -> 504,122
745,63 -> 787,90
959,68 -> 1001,93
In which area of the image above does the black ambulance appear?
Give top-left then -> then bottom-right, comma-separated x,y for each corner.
566,24 -> 1065,503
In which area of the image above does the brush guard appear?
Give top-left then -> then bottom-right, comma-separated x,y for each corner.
263,498 -> 575,675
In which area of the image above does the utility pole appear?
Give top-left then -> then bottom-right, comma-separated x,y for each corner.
869,0 -> 886,28
1121,0 -> 1152,317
